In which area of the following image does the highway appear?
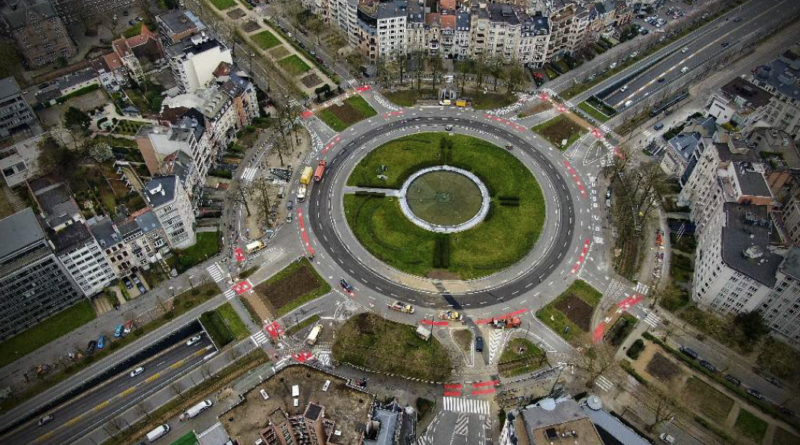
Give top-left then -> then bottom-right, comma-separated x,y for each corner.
1,335 -> 214,445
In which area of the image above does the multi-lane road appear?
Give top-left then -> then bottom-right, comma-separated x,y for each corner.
1,335 -> 214,445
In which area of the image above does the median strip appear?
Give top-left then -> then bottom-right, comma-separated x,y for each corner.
119,387 -> 136,398
145,373 -> 161,384
92,401 -> 110,411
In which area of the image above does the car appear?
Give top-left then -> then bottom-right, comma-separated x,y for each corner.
340,279 -> 354,293
733,16 -> 742,22
38,415 -> 54,426
620,85 -> 629,93
130,366 -> 144,378
132,275 -> 141,284
260,389 -> 270,400
640,29 -> 649,35
136,16 -> 143,22
725,374 -> 741,386
475,336 -> 484,352
86,340 -> 97,354
186,334 -> 202,346
606,189 -> 612,199
97,335 -> 106,349
658,77 -> 666,82
679,346 -> 698,359
654,123 -> 665,131
122,277 -> 133,289
123,10 -> 129,16
747,388 -> 764,400
776,405 -> 796,417
659,433 -> 676,444
445,124 -> 453,131
609,62 -> 617,69
322,380 -> 331,392
286,200 -> 294,210
699,359 -> 718,372
721,42 -> 730,48
129,19 -> 136,26
286,213 -> 294,223
137,283 -> 146,294
115,324 -> 125,338
766,376 -> 782,387
681,46 -> 689,53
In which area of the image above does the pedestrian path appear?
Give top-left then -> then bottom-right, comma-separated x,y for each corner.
443,397 -> 490,415
251,330 -> 269,346
224,289 -> 237,300
634,282 -> 650,295
643,311 -> 661,328
206,263 -> 225,283
241,167 -> 259,183
596,375 -> 614,392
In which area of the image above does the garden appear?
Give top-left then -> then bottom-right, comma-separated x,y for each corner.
332,313 -> 453,382
209,0 -> 237,9
278,55 -> 312,76
253,258 -> 331,316
252,30 -> 281,50
536,280 -> 602,344
497,338 -> 546,378
199,302 -> 249,348
531,114 -> 587,150
344,133 -> 545,279
317,96 -> 377,132
172,232 -> 221,273
577,96 -> 617,123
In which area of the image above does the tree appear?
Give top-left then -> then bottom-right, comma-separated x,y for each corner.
577,344 -> 617,388
504,64 -> 526,94
429,53 -> 443,93
456,60 -> 471,96
63,107 -> 91,134
229,182 -> 252,217
36,136 -> 82,178
251,178 -> 273,228
170,382 -> 186,401
89,142 -> 113,163
488,57 -> 505,91
646,388 -> 679,432
412,50 -> 425,92
396,53 -> 408,85
734,311 -> 769,344
135,402 -> 152,421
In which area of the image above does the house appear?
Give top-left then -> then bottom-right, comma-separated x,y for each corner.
27,174 -> 84,231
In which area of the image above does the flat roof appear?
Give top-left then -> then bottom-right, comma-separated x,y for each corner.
0,207 -> 46,261
722,203 -> 782,287
0,77 -> 22,100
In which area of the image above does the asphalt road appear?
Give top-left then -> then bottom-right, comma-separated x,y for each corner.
602,0 -> 797,110
307,115 -> 578,309
2,335 -> 213,445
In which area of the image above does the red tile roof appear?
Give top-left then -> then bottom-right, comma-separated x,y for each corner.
439,0 -> 456,10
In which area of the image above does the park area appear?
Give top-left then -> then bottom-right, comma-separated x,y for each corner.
199,303 -> 249,348
344,133 -> 545,279
278,55 -> 311,76
317,96 -> 377,132
172,232 -> 221,273
252,30 -> 281,50
332,313 -> 452,381
253,258 -> 331,316
531,114 -> 587,150
536,280 -> 601,344
210,0 -> 236,9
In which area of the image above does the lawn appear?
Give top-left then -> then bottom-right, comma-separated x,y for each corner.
252,30 -> 281,50
317,96 -> 377,132
332,312 -> 452,381
173,232 -> 220,273
344,133 -> 545,279
0,300 -> 96,369
209,0 -> 236,9
498,338 -> 545,377
682,377 -> 734,424
383,89 -> 431,107
774,427 -> 800,445
734,409 -> 768,443
578,101 -> 614,123
216,303 -> 249,340
468,90 -> 517,110
253,258 -> 331,316
532,114 -> 587,150
200,303 -> 247,348
113,119 -> 147,136
286,314 -> 320,337
278,55 -> 311,76
536,280 -> 602,343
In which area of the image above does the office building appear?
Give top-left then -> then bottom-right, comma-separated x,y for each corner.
50,221 -> 116,297
0,0 -> 77,68
0,77 -> 37,141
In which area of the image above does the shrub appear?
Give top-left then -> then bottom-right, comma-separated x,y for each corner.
133,328 -> 144,337
626,338 -> 645,359
163,311 -> 174,321
184,301 -> 194,309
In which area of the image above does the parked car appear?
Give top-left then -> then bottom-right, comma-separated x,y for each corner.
766,376 -> 782,387
679,346 -> 698,359
114,324 -> 125,338
122,277 -> 133,289
340,279 -> 354,293
132,275 -> 141,284
733,16 -> 742,22
445,124 -> 453,131
38,415 -> 54,426
654,123 -> 665,131
776,405 -> 796,417
137,283 -> 146,294
659,433 -> 676,444
725,374 -> 741,386
186,334 -> 203,346
286,200 -> 294,210
86,340 -> 97,355
747,388 -> 764,400
475,336 -> 484,352
97,335 -> 106,349
699,359 -> 718,372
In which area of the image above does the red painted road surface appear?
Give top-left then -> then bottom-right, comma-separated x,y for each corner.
356,85 -> 371,92
563,160 -> 588,199
297,208 -> 316,256
471,388 -> 496,395
234,247 -> 246,263
301,110 -> 313,119
593,323 -> 604,344
444,383 -> 463,389
617,294 -> 643,310
322,135 -> 342,155
420,319 -> 448,326
472,380 -> 499,388
475,308 -> 527,325
382,110 -> 405,119
556,104 -> 567,113
539,92 -> 549,101
265,321 -> 284,339
591,128 -> 603,139
484,114 -> 527,132
292,351 -> 314,363
570,239 -> 592,274
443,391 -> 462,397
232,280 -> 252,295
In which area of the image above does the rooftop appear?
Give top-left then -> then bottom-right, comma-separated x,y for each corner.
732,162 -> 772,198
134,208 -> 162,234
49,222 -> 93,253
487,3 -> 521,25
722,203 -> 783,287
0,207 -> 46,261
57,68 -> 97,91
752,58 -> 800,101
0,0 -> 57,30
580,403 -> 651,445
0,77 -> 22,100
779,246 -> 800,281
87,216 -> 122,249
144,176 -> 177,209
667,132 -> 701,162
377,0 -> 407,20
721,77 -> 774,110
157,9 -> 205,37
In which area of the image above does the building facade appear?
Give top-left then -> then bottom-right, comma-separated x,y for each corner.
0,77 -> 37,141
50,221 -> 116,297
144,176 -> 196,249
166,35 -> 233,93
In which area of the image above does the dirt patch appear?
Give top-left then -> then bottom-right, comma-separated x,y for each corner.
519,101 -> 552,118
227,8 -> 246,19
301,73 -> 323,88
253,259 -> 329,315
270,46 -> 290,59
554,294 -> 593,331
328,102 -> 364,126
453,329 -> 472,353
426,269 -> 460,280
645,352 -> 682,383
242,293 -> 272,323
242,20 -> 261,33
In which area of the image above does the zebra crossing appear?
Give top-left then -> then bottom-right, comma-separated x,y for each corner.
634,282 -> 650,295
241,167 -> 259,183
643,311 -> 661,328
224,289 -> 236,300
206,263 -> 224,283
599,124 -> 611,133
454,413 -> 469,436
251,330 -> 269,346
563,100 -> 575,109
317,352 -> 331,367
487,330 -> 506,365
443,397 -> 490,415
596,375 -> 614,392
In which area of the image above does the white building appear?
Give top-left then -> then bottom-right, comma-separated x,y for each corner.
0,131 -> 45,187
748,47 -> 800,143
760,247 -> 800,346
376,1 -> 408,59
144,176 -> 196,249
166,34 -> 232,94
50,222 -> 116,297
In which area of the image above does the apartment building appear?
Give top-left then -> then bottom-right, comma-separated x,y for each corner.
546,0 -> 589,60
116,208 -> 169,268
748,47 -> 800,143
0,0 -> 77,69
706,76 -> 773,129
135,118 -> 207,198
156,9 -> 206,45
50,221 -> 116,297
144,175 -> 196,249
376,1 -> 408,59
0,208 -> 82,341
260,403 -> 338,445
87,215 -> 136,279
112,23 -> 163,83
759,247 -> 800,346
166,34 -> 233,93
0,77 -> 37,141
781,185 -> 800,247
49,0 -> 132,25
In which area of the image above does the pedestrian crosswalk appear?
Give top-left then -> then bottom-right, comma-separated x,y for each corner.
224,289 -> 236,300
643,312 -> 661,328
317,352 -> 331,367
596,375 -> 614,392
564,100 -> 575,109
251,330 -> 269,346
206,263 -> 224,283
241,167 -> 258,183
454,413 -> 469,436
599,124 -> 611,133
275,355 -> 291,369
634,282 -> 650,295
443,397 -> 490,415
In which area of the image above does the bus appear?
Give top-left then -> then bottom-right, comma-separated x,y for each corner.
246,240 -> 265,254
306,325 -> 323,345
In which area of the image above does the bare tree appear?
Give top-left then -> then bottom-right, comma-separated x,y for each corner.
251,178 -> 273,228
170,382 -> 186,401
646,388 -> 679,432
229,182 -> 253,217
429,53 -> 443,93
412,51 -> 425,92
577,344 -> 617,388
228,346 -> 242,362
135,402 -> 152,422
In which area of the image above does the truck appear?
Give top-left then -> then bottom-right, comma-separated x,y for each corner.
185,400 -> 213,419
246,240 -> 265,254
455,99 -> 468,107
388,301 -> 415,314
306,325 -> 323,345
146,424 -> 170,442
300,166 -> 314,185
490,317 -> 521,329
297,184 -> 307,202
438,310 -> 464,322
313,160 -> 327,182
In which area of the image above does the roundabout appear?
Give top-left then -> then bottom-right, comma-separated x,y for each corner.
401,166 -> 489,233
307,115 -> 582,309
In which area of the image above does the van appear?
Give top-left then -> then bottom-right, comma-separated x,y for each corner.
306,325 -> 323,346
322,380 -> 331,392
146,424 -> 170,442
185,400 -> 213,419
292,385 -> 300,397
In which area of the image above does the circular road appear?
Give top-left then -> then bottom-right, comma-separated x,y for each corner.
308,116 -> 577,309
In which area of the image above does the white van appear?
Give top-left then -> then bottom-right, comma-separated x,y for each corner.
680,66 -> 689,74
146,424 -> 170,442
185,400 -> 213,419
292,385 -> 300,397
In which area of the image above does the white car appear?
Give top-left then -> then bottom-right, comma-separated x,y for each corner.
186,334 -> 202,346
130,366 -> 144,378
659,433 -> 676,444
260,389 -> 270,400
681,47 -> 689,53
620,85 -> 629,93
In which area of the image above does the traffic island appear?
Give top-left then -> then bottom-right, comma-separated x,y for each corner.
317,96 -> 377,132
535,280 -> 602,346
252,258 -> 331,317
531,114 -> 588,150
